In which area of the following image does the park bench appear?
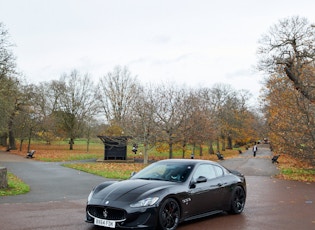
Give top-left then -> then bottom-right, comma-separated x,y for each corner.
26,150 -> 36,158
216,152 -> 224,160
271,154 -> 280,164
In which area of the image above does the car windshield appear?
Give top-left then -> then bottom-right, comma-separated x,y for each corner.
131,162 -> 194,182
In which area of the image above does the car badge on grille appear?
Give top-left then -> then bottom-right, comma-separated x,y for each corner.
103,209 -> 108,219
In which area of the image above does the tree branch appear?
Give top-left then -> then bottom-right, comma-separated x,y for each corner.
284,66 -> 315,103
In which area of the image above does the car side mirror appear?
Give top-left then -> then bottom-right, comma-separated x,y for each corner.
189,176 -> 207,189
196,176 -> 207,183
130,171 -> 137,177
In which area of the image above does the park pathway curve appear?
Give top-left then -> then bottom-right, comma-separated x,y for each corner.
0,145 -> 315,230
0,150 -> 108,203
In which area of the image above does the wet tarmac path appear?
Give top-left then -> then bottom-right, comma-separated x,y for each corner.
0,144 -> 314,229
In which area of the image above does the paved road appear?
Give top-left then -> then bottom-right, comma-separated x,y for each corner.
0,158 -> 108,203
219,144 -> 280,176
0,144 -> 314,230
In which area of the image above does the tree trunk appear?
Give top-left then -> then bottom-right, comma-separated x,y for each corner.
221,136 -> 226,151
284,66 -> 315,103
69,138 -> 74,150
199,144 -> 203,156
1,132 -> 8,146
208,140 -> 214,154
216,138 -> 220,152
227,135 -> 232,149
27,127 -> 32,153
86,138 -> 90,153
169,142 -> 173,159
144,143 -> 149,164
19,139 -> 24,151
168,133 -> 173,159
182,141 -> 186,158
8,114 -> 16,150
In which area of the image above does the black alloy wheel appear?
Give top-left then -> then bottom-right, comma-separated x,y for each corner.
229,186 -> 246,214
158,198 -> 180,230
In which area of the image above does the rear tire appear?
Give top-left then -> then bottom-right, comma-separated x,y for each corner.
229,186 -> 246,214
158,198 -> 180,230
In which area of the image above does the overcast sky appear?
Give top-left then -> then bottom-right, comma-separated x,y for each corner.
1,0 -> 315,104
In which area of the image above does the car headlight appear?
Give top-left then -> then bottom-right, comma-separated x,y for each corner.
87,190 -> 94,202
130,197 -> 159,208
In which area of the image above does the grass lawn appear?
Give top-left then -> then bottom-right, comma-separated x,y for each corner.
63,162 -> 146,180
6,140 -> 104,162
275,154 -> 315,182
2,140 -> 314,183
0,172 -> 30,196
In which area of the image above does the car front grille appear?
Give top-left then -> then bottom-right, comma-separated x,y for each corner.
87,205 -> 127,221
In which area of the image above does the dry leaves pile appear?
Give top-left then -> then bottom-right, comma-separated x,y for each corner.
276,154 -> 315,182
5,143 -> 103,162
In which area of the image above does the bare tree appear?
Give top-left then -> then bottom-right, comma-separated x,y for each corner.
98,66 -> 139,127
0,22 -> 19,148
205,84 -> 253,151
257,16 -> 315,165
12,83 -> 41,152
194,87 -> 219,154
28,82 -> 58,144
0,22 -> 16,81
127,84 -> 157,164
3,78 -> 35,150
150,84 -> 191,159
51,70 -> 100,150
257,16 -> 315,102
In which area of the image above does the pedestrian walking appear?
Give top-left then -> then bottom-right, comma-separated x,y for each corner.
253,143 -> 258,157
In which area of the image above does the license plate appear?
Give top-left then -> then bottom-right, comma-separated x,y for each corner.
94,217 -> 115,228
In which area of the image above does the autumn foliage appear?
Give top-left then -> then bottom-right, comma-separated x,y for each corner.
263,72 -> 315,167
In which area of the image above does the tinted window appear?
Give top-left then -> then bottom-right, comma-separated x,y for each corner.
213,165 -> 224,177
132,162 -> 194,182
193,164 -> 217,181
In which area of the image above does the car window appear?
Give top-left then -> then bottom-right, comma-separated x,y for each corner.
132,162 -> 194,182
213,165 -> 224,177
164,164 -> 194,182
193,164 -> 216,181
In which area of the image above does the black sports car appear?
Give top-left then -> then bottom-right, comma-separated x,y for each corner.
86,159 -> 246,229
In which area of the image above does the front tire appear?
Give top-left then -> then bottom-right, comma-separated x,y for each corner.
158,198 -> 180,230
229,186 -> 246,214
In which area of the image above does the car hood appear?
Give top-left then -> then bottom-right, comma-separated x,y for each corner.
92,179 -> 177,203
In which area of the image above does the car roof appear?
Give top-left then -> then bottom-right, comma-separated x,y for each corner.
157,158 -> 221,166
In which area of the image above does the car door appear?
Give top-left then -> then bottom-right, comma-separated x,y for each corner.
188,164 -> 225,216
212,165 -> 231,209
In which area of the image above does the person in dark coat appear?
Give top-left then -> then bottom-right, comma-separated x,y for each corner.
253,143 -> 258,157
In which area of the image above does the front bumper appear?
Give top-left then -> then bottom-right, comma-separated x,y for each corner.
86,204 -> 158,229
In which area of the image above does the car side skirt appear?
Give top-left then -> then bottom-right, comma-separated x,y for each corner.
183,210 -> 224,222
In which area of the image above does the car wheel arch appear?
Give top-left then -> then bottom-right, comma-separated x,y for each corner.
228,185 -> 246,214
158,196 -> 182,230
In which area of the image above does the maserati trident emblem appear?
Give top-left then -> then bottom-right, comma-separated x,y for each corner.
103,209 -> 108,219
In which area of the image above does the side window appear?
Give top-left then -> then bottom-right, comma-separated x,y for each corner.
213,165 -> 224,177
193,164 -> 216,181
207,165 -> 216,179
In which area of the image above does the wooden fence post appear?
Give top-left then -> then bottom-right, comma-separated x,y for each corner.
0,167 -> 8,189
